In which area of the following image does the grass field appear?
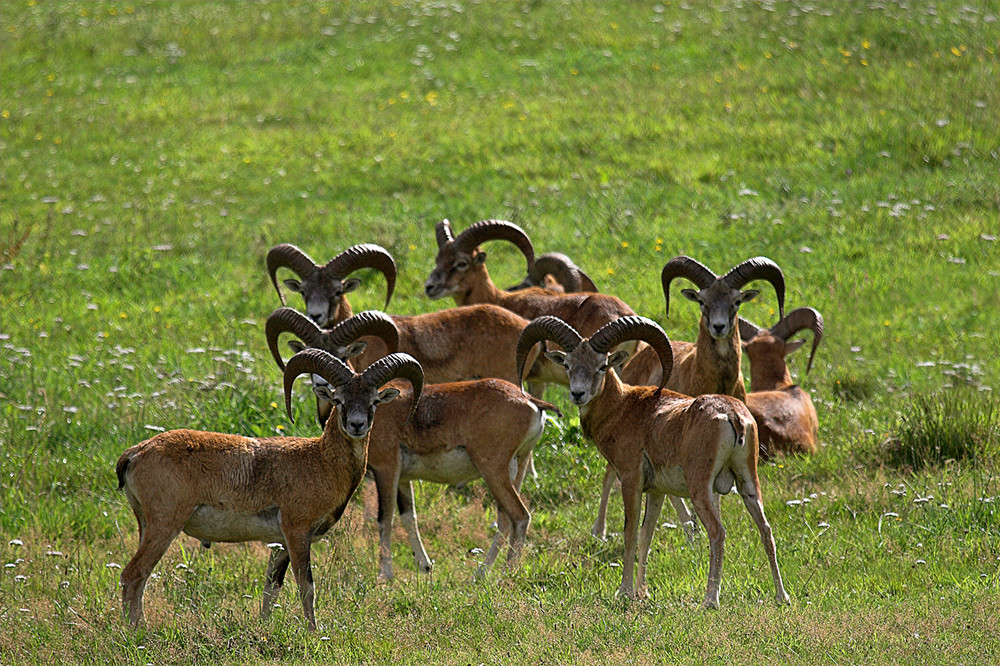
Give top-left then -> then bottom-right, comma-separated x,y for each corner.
2,1 -> 999,663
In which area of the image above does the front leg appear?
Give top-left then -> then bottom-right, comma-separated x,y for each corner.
397,480 -> 432,574
260,546 -> 290,620
636,492 -> 665,596
281,527 -> 317,631
373,467 -> 401,581
522,380 -> 548,480
668,495 -> 698,541
591,463 -> 618,540
616,472 -> 644,599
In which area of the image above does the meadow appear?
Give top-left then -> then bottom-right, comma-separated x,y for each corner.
1,1 -> 998,663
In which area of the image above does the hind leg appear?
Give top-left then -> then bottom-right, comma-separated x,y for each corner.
476,471 -> 530,579
737,476 -> 790,605
121,507 -> 191,628
688,486 -> 725,609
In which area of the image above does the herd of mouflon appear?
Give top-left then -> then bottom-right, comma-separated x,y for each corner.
117,219 -> 823,629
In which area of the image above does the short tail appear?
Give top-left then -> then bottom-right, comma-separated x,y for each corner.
729,415 -> 746,448
528,396 -> 563,419
115,451 -> 134,490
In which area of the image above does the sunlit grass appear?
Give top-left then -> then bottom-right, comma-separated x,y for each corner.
2,1 -> 999,663
886,389 -> 1000,471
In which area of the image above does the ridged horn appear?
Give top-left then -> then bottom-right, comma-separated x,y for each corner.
660,256 -> 718,316
515,316 -> 583,391
529,253 -> 583,292
266,243 -> 319,306
576,268 -> 598,293
283,348 -> 356,422
507,253 -> 579,292
721,256 -> 786,320
360,352 -> 424,423
322,244 -> 397,308
325,310 -> 400,354
265,307 -> 327,371
769,307 -> 824,373
589,316 -> 674,393
738,317 -> 762,343
453,219 -> 535,271
435,219 -> 455,248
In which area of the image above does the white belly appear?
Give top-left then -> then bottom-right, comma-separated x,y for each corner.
400,445 -> 479,485
183,505 -> 284,544
644,464 -> 689,497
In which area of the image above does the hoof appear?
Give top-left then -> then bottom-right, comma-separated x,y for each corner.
614,585 -> 634,600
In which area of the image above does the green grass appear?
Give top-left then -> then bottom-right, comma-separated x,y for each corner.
2,1 -> 999,663
885,389 -> 999,471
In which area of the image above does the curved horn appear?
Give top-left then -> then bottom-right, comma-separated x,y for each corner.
283,348 -> 356,422
738,317 -> 762,343
325,310 -> 400,354
360,352 -> 424,423
266,243 -> 319,306
769,306 -> 824,373
435,219 -> 455,248
265,307 -> 327,371
515,316 -> 583,391
576,268 -> 599,293
721,256 -> 786,320
660,256 -> 718,316
322,243 -> 397,308
589,316 -> 674,393
453,219 -> 535,271
528,253 -> 583,292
